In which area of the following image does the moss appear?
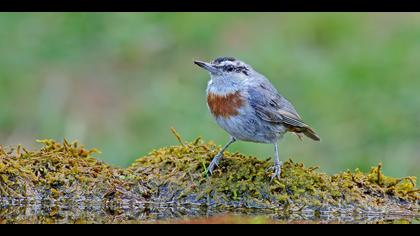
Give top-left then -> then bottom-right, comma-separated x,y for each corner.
126,138 -> 419,213
1,135 -> 419,216
0,139 -> 126,200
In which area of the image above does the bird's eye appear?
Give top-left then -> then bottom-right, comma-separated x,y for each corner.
226,66 -> 234,72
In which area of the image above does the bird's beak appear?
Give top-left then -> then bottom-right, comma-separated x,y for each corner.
194,60 -> 219,74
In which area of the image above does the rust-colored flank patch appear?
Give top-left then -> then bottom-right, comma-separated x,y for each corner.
207,91 -> 244,118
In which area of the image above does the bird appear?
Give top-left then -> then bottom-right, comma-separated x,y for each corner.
194,56 -> 320,181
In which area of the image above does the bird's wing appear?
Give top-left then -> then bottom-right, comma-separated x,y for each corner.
247,82 -> 307,128
247,78 -> 321,141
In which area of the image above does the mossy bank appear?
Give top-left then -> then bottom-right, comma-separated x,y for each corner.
0,136 -> 419,216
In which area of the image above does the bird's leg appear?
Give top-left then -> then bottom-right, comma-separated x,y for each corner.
269,142 -> 283,182
207,136 -> 236,175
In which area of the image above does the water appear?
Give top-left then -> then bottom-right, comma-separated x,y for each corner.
1,199 -> 418,224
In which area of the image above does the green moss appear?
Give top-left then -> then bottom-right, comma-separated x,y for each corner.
0,136 -> 419,215
127,137 -> 419,213
0,139 -> 125,200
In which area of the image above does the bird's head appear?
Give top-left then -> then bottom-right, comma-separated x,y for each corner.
194,57 -> 253,83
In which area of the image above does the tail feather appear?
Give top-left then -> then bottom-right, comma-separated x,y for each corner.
303,126 -> 321,141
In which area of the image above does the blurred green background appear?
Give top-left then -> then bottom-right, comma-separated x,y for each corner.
0,13 -> 419,177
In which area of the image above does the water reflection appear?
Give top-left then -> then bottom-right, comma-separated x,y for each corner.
0,199 -> 418,224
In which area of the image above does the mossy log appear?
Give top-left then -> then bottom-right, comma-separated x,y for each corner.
0,137 -> 418,216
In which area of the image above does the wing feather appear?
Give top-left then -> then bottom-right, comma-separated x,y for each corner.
248,83 -> 306,128
247,78 -> 320,141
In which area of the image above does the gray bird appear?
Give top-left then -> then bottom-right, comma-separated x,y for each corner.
194,56 -> 320,181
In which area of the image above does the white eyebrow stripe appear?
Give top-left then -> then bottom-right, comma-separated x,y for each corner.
218,61 -> 235,66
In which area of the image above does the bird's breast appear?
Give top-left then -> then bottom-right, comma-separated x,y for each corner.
207,91 -> 245,118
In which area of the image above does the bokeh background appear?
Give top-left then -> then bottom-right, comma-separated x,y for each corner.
0,13 -> 419,177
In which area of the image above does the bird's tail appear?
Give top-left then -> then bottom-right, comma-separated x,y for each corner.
303,126 -> 321,141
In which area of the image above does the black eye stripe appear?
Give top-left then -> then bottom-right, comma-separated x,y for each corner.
214,64 -> 249,75
219,65 -> 249,73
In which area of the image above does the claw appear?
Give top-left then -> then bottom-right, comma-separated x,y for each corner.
206,137 -> 236,177
207,153 -> 223,175
267,162 -> 283,182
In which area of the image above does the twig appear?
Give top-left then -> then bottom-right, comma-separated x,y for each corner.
0,145 -> 5,156
308,166 -> 320,171
406,189 -> 420,194
170,127 -> 185,147
16,144 -> 22,158
192,137 -> 202,145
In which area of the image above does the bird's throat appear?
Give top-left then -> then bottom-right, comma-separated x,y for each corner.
207,91 -> 244,118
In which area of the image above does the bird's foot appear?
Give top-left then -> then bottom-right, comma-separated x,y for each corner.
267,161 -> 283,182
206,152 -> 223,175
